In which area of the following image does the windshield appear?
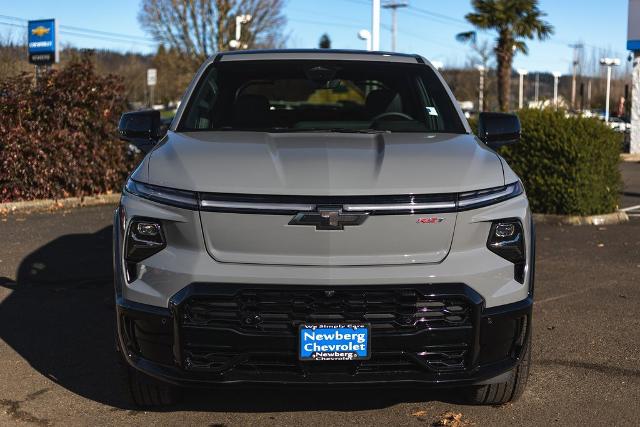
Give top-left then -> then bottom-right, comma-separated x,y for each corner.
178,60 -> 466,133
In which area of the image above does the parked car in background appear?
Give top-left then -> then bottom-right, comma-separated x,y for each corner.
115,49 -> 535,407
607,116 -> 631,133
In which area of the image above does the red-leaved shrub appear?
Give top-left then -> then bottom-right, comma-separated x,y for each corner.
0,54 -> 138,202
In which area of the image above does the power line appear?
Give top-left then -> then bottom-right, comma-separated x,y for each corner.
0,21 -> 157,47
408,6 -> 469,27
0,14 -> 155,44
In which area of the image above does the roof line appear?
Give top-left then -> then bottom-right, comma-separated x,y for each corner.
216,48 -> 418,58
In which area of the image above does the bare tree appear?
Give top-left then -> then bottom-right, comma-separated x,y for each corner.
139,0 -> 287,60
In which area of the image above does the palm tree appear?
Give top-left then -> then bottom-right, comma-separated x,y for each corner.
461,0 -> 553,111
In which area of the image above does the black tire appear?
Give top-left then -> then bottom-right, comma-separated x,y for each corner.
126,367 -> 180,407
465,331 -> 531,405
117,350 -> 180,407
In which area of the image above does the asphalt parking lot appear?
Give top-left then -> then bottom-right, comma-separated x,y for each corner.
1,162 -> 639,426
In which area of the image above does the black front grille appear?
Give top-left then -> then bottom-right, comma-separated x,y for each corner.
120,285 -> 533,384
170,285 -> 482,376
182,347 -> 469,375
182,287 -> 473,335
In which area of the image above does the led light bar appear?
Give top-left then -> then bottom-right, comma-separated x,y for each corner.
125,179 -> 198,209
125,179 -> 524,213
457,182 -> 523,210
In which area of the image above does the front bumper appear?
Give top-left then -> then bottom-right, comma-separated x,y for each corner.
116,283 -> 532,387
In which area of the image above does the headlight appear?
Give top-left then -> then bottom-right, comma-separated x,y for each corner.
487,219 -> 526,283
458,181 -> 523,210
125,178 -> 198,209
124,218 -> 166,281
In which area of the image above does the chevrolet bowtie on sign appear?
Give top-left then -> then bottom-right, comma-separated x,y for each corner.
28,19 -> 58,65
31,26 -> 50,37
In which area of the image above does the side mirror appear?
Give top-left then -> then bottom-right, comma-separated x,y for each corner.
477,112 -> 520,150
118,110 -> 162,153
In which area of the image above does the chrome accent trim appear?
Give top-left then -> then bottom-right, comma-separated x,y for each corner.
343,202 -> 456,212
200,200 -> 316,212
126,179 -> 523,214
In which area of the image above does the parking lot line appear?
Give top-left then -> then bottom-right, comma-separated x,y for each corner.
620,204 -> 640,212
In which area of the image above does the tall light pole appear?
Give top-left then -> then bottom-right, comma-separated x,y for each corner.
600,57 -> 621,122
372,0 -> 381,51
358,29 -> 372,51
382,1 -> 407,52
517,69 -> 528,109
569,43 -> 584,110
476,65 -> 485,112
534,73 -> 539,103
229,14 -> 252,49
552,71 -> 562,109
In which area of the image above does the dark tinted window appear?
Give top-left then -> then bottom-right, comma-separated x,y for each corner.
179,60 -> 465,133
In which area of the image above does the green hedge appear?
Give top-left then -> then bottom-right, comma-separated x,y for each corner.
471,109 -> 622,215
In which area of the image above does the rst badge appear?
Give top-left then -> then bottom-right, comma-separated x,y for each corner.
416,217 -> 445,224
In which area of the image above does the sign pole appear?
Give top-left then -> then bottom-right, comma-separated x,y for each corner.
28,19 -> 58,86
632,53 -> 640,155
147,68 -> 157,108
628,0 -> 640,154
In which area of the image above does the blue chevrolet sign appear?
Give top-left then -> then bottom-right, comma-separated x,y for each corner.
28,19 -> 58,65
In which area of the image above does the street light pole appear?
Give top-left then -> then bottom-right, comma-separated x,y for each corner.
476,65 -> 485,112
517,69 -> 528,109
358,29 -> 372,51
552,72 -> 562,109
372,0 -> 381,51
229,14 -> 252,49
600,57 -> 621,122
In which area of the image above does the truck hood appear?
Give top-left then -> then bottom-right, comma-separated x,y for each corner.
145,131 -> 504,195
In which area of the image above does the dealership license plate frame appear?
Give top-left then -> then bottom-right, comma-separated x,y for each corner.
298,323 -> 371,361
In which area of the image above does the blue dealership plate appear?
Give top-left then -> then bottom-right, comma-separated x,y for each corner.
299,323 -> 370,361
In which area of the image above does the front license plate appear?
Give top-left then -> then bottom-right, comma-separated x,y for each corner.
299,323 -> 370,361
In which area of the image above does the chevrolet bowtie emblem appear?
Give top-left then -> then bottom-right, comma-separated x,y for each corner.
31,26 -> 50,37
289,206 -> 368,231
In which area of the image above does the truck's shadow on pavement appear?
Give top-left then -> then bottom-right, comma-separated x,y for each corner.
0,226 -> 460,411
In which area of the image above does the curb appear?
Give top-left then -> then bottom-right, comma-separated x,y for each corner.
0,193 -> 121,215
620,153 -> 640,162
533,210 -> 629,226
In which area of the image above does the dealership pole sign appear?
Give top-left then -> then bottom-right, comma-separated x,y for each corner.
628,0 -> 640,154
28,19 -> 59,65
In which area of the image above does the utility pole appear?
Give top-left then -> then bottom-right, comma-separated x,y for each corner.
534,73 -> 539,103
382,1 -> 408,52
372,0 -> 381,51
569,43 -> 584,110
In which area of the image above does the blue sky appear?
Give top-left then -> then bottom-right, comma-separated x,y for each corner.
0,0 -> 630,73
